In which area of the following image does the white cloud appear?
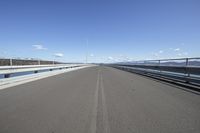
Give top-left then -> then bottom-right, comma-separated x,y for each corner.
108,56 -> 114,60
183,52 -> 188,55
153,53 -> 159,57
97,55 -> 133,63
177,52 -> 188,57
174,48 -> 180,52
90,54 -> 94,57
117,54 -> 133,62
151,50 -> 164,59
123,56 -> 132,62
177,53 -> 182,56
119,54 -> 124,57
114,58 -> 120,62
32,45 -> 47,50
54,53 -> 64,57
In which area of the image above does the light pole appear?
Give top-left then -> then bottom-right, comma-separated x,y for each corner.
85,39 -> 88,64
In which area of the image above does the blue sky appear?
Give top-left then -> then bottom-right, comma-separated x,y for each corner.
0,0 -> 200,63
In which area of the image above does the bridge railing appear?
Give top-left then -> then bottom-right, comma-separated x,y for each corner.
0,58 -> 63,66
111,57 -> 200,88
0,64 -> 85,78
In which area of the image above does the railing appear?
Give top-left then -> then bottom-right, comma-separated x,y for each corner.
0,58 -> 63,66
117,57 -> 200,66
0,64 -> 85,78
111,57 -> 200,90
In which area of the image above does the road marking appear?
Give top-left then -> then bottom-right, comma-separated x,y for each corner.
90,69 -> 100,133
100,73 -> 111,133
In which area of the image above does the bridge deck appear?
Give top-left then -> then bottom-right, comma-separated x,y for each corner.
0,66 -> 199,133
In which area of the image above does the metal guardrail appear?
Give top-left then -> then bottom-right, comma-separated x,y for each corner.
117,65 -> 200,76
0,58 -> 63,66
111,57 -> 200,90
116,57 -> 200,67
0,64 -> 84,78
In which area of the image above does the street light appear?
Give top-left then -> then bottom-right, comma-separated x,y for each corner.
85,39 -> 88,64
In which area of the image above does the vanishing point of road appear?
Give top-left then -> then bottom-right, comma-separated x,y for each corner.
0,66 -> 199,133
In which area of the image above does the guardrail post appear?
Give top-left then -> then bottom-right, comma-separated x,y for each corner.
34,71 -> 38,73
185,58 -> 190,77
4,74 -> 10,78
10,58 -> 13,66
186,58 -> 189,66
184,58 -> 190,83
158,60 -> 161,73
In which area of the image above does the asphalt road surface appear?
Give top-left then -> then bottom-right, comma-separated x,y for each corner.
0,66 -> 200,133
